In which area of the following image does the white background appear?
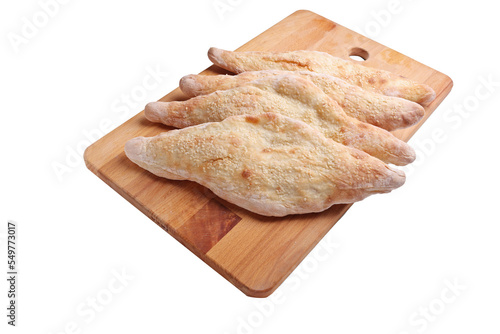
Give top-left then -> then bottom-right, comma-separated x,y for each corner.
1,0 -> 499,333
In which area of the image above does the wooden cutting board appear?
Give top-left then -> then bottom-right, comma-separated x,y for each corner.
84,10 -> 453,297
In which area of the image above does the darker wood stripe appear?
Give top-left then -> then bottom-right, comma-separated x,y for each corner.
176,199 -> 241,254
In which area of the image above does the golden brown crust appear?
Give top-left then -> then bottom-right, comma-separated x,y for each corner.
207,47 -> 436,105
180,70 -> 425,131
125,113 -> 406,217
147,74 -> 415,166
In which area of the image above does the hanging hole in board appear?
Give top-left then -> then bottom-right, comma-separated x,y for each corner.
349,47 -> 369,61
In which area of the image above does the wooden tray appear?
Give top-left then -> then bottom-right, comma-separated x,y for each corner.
84,10 -> 453,297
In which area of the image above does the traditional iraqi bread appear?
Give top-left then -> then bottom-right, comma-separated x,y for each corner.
207,47 -> 436,105
179,70 -> 425,131
125,113 -> 406,217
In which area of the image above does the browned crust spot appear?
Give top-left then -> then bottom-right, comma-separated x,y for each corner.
245,115 -> 260,124
242,169 -> 252,178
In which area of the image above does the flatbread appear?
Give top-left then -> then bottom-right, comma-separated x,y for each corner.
207,47 -> 436,105
179,70 -> 425,131
125,113 -> 405,217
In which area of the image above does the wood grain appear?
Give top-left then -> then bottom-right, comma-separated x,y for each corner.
84,10 -> 453,297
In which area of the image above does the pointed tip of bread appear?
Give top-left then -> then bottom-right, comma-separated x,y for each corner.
124,137 -> 146,163
179,74 -> 202,97
208,47 -> 234,72
387,166 -> 406,189
144,102 -> 163,123
369,164 -> 406,194
418,85 -> 436,105
208,47 -> 223,63
397,142 -> 416,166
376,136 -> 416,166
400,101 -> 426,129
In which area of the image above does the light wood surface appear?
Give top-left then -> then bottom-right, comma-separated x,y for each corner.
84,10 -> 453,297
